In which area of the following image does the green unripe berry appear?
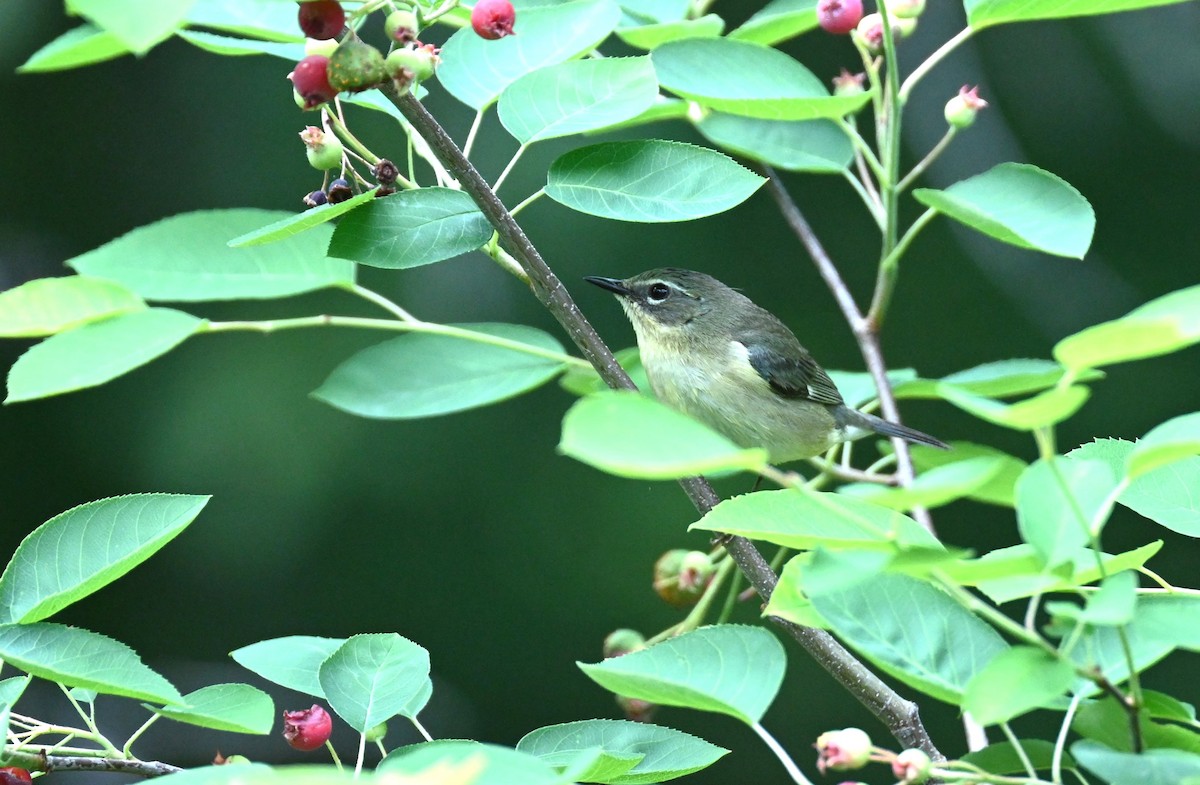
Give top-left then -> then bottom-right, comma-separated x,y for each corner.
365,721 -> 388,743
327,37 -> 386,93
299,126 -> 344,170
385,9 -> 420,42
385,45 -> 437,83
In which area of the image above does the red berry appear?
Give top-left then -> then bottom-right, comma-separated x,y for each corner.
289,55 -> 337,109
298,1 -> 345,40
471,0 -> 516,40
817,0 -> 863,34
282,704 -> 333,751
0,768 -> 32,785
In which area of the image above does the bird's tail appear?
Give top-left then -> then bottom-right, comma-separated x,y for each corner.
840,409 -> 950,450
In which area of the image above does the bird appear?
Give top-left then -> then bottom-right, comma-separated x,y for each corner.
585,268 -> 948,464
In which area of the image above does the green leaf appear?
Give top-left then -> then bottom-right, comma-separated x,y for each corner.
913,163 -> 1094,258
1075,694 -> 1200,756
150,683 -> 274,734
810,574 -> 1009,704
938,384 -> 1090,431
894,358 -> 1098,400
826,368 -> 919,409
68,209 -> 354,300
438,0 -> 622,110
0,675 -> 32,756
909,442 -> 1026,507
517,719 -> 729,784
577,625 -> 785,724
962,740 -> 1070,776
965,0 -> 1197,30
1016,458 -> 1119,568
1047,570 -> 1138,627
962,646 -> 1075,725
1072,740 -> 1200,785
763,557 -> 829,629
696,114 -> 852,173
0,494 -> 209,624
314,323 -> 566,419
17,24 -> 130,73
327,189 -> 492,269
66,0 -> 195,54
964,542 -> 1162,605
1054,285 -> 1200,371
0,622 -> 182,704
651,38 -> 870,120
616,14 -> 725,49
559,392 -> 767,479
1071,438 -> 1200,536
184,0 -> 305,42
1128,413 -> 1200,479
545,140 -> 765,222
228,190 -> 378,247
319,634 -> 432,732
230,636 -> 344,698
688,488 -> 943,551
0,277 -> 145,337
839,456 -> 1007,510
1143,690 -> 1198,724
592,97 -> 690,134
559,346 -> 650,396
176,29 -> 305,59
499,57 -> 659,144
326,189 -> 489,271
381,741 -> 564,785
727,0 -> 818,45
6,309 -> 204,403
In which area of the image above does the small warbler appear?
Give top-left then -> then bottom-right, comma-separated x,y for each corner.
586,268 -> 948,463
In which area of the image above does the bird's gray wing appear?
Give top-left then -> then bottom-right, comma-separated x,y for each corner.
741,333 -> 845,406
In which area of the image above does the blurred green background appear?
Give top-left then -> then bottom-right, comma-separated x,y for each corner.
2,1 -> 1199,782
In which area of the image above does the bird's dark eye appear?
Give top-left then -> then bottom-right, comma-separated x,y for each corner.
647,282 -> 671,303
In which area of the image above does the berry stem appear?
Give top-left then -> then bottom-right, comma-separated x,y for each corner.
841,168 -> 885,229
750,721 -> 815,785
462,108 -> 486,161
120,714 -> 160,757
509,187 -> 545,219
896,126 -> 958,193
899,26 -> 977,102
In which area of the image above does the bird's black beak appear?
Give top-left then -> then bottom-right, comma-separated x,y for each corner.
584,276 -> 630,297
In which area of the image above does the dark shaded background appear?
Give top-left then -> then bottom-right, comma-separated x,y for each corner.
2,1 -> 1199,782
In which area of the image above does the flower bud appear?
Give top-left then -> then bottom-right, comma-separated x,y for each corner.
815,728 -> 872,773
299,126 -> 344,171
892,749 -> 932,783
282,704 -> 333,751
603,628 -> 646,658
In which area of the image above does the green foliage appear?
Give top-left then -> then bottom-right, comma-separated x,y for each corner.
319,634 -> 432,732
545,140 -> 765,222
578,625 -> 785,724
964,0 -> 1197,29
559,391 -> 767,478
498,57 -> 659,143
0,494 -> 209,623
68,209 -> 354,300
149,684 -> 275,734
230,635 -> 345,698
517,719 -> 729,784
313,323 -> 568,419
0,276 -> 145,338
652,38 -> 870,120
913,163 -> 1095,258
229,190 -> 378,247
327,189 -> 493,269
695,114 -> 852,173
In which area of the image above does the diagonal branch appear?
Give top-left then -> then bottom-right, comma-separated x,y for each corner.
387,87 -> 940,759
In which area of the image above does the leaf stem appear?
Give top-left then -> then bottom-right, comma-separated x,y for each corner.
750,721 -> 814,785
510,187 -> 546,219
411,715 -> 433,742
999,722 -> 1037,779
492,143 -> 527,193
120,714 -> 159,757
462,107 -> 486,161
204,316 -> 591,368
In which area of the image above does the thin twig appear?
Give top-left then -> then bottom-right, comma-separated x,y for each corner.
1,750 -> 181,778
